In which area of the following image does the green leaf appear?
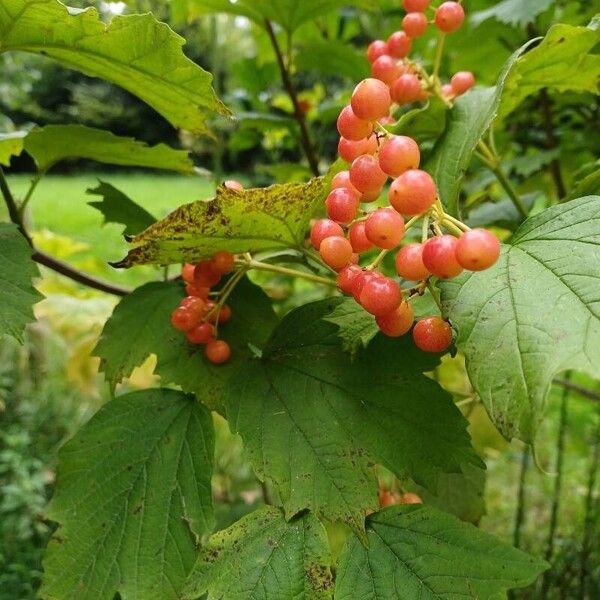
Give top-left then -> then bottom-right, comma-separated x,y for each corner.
87,180 -> 156,237
467,193 -> 539,230
335,505 -> 548,599
386,96 -> 448,144
0,0 -> 229,134
0,223 -> 43,343
94,278 -> 276,410
295,39 -> 369,81
324,297 -> 378,355
41,389 -> 215,600
499,23 -> 600,117
113,178 -> 328,267
568,164 -> 600,200
0,130 -> 26,165
440,196 -> 600,442
471,0 -> 554,28
23,125 -> 194,173
225,299 -> 483,533
182,507 -> 333,600
427,40 -> 535,215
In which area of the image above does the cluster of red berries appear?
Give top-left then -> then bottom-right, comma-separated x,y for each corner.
378,486 -> 423,508
310,0 -> 500,354
170,251 -> 236,365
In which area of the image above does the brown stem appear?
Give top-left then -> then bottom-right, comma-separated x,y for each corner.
539,88 -> 567,200
554,378 -> 600,404
264,19 -> 320,176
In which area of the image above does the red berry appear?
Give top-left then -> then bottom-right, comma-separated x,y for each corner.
435,1 -> 465,33
213,304 -> 232,324
351,78 -> 392,121
325,188 -> 360,224
413,317 -> 453,353
337,105 -> 373,141
180,295 -> 207,316
185,283 -> 210,299
350,154 -> 388,193
360,187 -> 383,203
391,73 -> 423,104
366,40 -> 389,63
181,263 -> 196,284
365,208 -> 405,249
399,492 -> 423,504
387,31 -> 412,59
319,236 -> 353,271
403,12 -> 429,38
224,180 -> 244,191
422,235 -> 463,279
451,71 -> 475,95
194,260 -> 221,287
379,489 -> 400,508
455,229 -> 501,271
337,265 -> 363,294
360,276 -> 402,316
310,219 -> 344,250
441,83 -> 455,98
395,243 -> 430,281
351,270 -> 383,302
371,55 -> 404,86
170,307 -> 199,332
205,339 -> 231,364
378,135 -> 420,177
376,301 -> 415,337
210,251 -> 235,274
404,0 -> 429,11
186,322 -> 215,345
349,222 -> 374,253
389,169 -> 437,215
331,170 -> 359,193
338,135 -> 378,163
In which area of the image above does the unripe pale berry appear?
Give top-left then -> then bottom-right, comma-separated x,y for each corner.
413,317 -> 453,353
351,78 -> 392,121
349,222 -> 374,253
403,12 -> 429,38
435,1 -> 465,33
319,236 -> 353,271
360,276 -> 402,316
404,0 -> 429,11
387,31 -> 412,59
371,55 -> 404,86
451,71 -> 475,95
338,135 -> 378,163
331,170 -> 359,193
224,179 -> 244,191
376,301 -> 414,337
365,208 -> 405,249
422,235 -> 463,279
366,40 -> 389,63
441,83 -> 455,98
455,229 -> 501,271
389,169 -> 437,215
310,219 -> 344,250
205,339 -> 231,364
391,74 -> 423,104
337,105 -> 373,141
350,154 -> 388,193
395,243 -> 430,280
337,265 -> 363,294
325,188 -> 360,224
378,135 -> 420,177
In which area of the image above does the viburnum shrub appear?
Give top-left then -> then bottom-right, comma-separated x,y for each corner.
0,0 -> 598,598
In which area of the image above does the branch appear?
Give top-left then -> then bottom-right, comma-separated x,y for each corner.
264,19 -> 320,177
539,88 -> 567,200
554,378 -> 600,404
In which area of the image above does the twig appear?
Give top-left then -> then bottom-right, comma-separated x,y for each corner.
539,88 -> 567,200
236,257 -> 336,287
554,378 -> 600,404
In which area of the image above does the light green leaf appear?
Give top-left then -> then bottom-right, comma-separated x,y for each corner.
0,223 -> 43,343
41,389 -> 215,600
335,505 -> 548,599
114,178 -> 328,267
87,180 -> 156,237
94,278 -> 276,410
23,125 -> 194,173
182,507 -> 333,600
500,23 -> 600,117
440,196 -> 600,442
0,130 -> 26,165
386,96 -> 448,144
568,164 -> 600,200
295,39 -> 369,81
471,0 -> 554,28
225,299 -> 483,533
0,0 -> 229,134
466,193 -> 539,230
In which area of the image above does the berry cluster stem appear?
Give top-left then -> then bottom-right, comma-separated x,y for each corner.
235,256 -> 337,287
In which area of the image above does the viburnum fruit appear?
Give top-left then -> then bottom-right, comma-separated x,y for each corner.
310,219 -> 344,250
371,55 -> 405,86
181,263 -> 196,284
391,73 -> 423,105
224,179 -> 244,191
325,188 -> 360,224
422,235 -> 464,279
389,169 -> 437,215
378,488 -> 400,508
435,1 -> 465,33
351,270 -> 383,303
319,235 -> 353,271
195,260 -> 222,287
403,12 -> 429,38
366,39 -> 388,63
399,492 -> 423,504
455,228 -> 501,271
205,340 -> 231,364
387,31 -> 412,58
395,243 -> 430,281
441,83 -> 455,98
365,208 -> 405,249
338,135 -> 378,162
351,78 -> 391,121
378,135 -> 420,177
350,154 -> 388,193
186,322 -> 215,345
210,250 -> 235,274
337,105 -> 373,141
359,275 -> 402,316
185,282 -> 210,298
331,170 -> 359,193
451,71 -> 475,95
376,301 -> 415,337
170,307 -> 199,332
404,0 -> 429,11
337,265 -> 363,294
413,316 -> 453,353
349,222 -> 374,253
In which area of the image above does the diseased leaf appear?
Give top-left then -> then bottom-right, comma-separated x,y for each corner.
0,130 -> 26,165
87,180 -> 156,237
471,0 -> 554,28
114,178 -> 328,267
441,196 -> 600,442
225,299 -> 483,533
335,505 -> 548,599
182,507 -> 333,600
0,0 -> 229,133
41,389 -> 215,600
500,23 -> 600,117
0,223 -> 43,343
23,125 -> 194,173
93,278 -> 276,410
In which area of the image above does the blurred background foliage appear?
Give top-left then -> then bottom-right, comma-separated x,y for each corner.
0,0 -> 599,598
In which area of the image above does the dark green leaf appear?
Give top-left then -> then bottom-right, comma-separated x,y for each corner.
296,40 -> 369,81
387,96 -> 448,144
324,297 -> 377,355
568,163 -> 600,200
466,193 -> 539,230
